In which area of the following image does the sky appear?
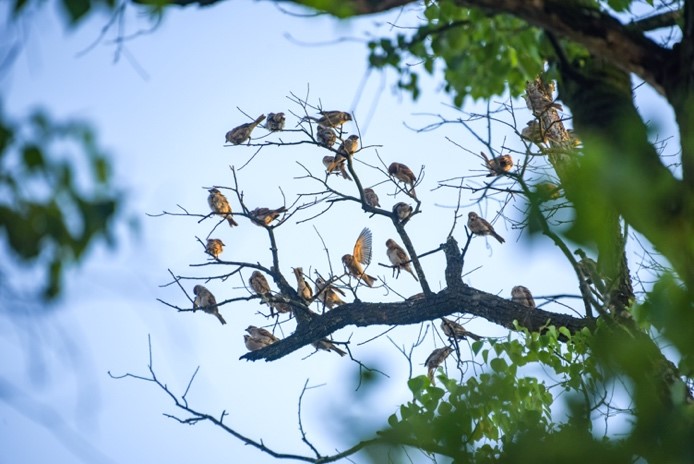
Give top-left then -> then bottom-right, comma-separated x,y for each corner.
0,1 -> 677,463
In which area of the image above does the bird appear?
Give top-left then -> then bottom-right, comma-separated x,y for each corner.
314,274 -> 347,309
511,285 -> 536,308
244,334 -> 273,351
322,155 -> 352,181
534,182 -> 562,201
207,188 -> 238,227
337,134 -> 359,155
249,206 -> 287,226
341,227 -> 377,287
205,238 -> 225,259
574,249 -> 607,292
245,325 -> 280,344
326,134 -> 360,177
310,110 -> 352,128
312,338 -> 347,356
317,125 -> 337,147
265,112 -> 285,132
225,114 -> 266,145
393,202 -> 413,222
425,346 -> 453,383
385,239 -> 418,281
467,211 -> 504,243
481,152 -> 513,176
363,188 -> 380,207
440,318 -> 482,341
193,284 -> 226,325
388,162 -> 417,199
293,267 -> 313,303
249,270 -> 272,304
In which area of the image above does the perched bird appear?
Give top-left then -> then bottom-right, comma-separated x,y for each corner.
312,338 -> 347,357
337,134 -> 360,155
249,270 -> 272,304
521,120 -> 547,146
363,188 -> 380,208
511,285 -> 536,308
425,346 -> 454,383
244,334 -> 273,351
534,182 -> 562,201
250,206 -> 287,226
322,155 -> 352,181
270,301 -> 292,314
385,239 -> 418,281
342,227 -> 377,287
317,125 -> 337,147
388,162 -> 417,199
205,238 -> 225,259
326,134 -> 360,178
193,285 -> 226,325
225,114 -> 266,145
574,249 -> 606,292
467,211 -> 505,244
245,325 -> 280,344
265,112 -> 285,132
208,188 -> 238,227
481,152 -> 513,176
314,274 -> 347,309
293,267 -> 313,303
393,202 -> 413,222
441,318 -> 482,341
311,110 -> 352,128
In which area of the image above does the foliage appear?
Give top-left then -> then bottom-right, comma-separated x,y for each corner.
0,103 -> 122,299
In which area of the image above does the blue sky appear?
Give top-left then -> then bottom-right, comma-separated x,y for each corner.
0,1 -> 676,462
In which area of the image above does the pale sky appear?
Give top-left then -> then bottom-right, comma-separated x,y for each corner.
0,1 -> 675,463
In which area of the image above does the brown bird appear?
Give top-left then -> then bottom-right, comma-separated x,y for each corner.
312,110 -> 352,128
511,285 -> 536,308
482,152 -> 513,176
208,188 -> 238,227
441,318 -> 482,341
535,182 -> 562,201
388,162 -> 417,199
322,155 -> 352,181
249,270 -> 272,304
193,285 -> 226,325
341,227 -> 377,287
385,239 -> 418,281
246,325 -> 280,344
249,206 -> 287,226
265,112 -> 285,132
521,120 -> 547,146
337,134 -> 359,155
225,114 -> 266,145
467,211 -> 504,244
312,338 -> 347,357
314,274 -> 347,309
393,202 -> 413,222
317,125 -> 337,147
244,334 -> 273,351
363,188 -> 380,208
270,301 -> 292,314
425,346 -> 453,383
293,267 -> 313,303
205,238 -> 225,259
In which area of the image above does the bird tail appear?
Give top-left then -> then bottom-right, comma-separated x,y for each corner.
427,367 -> 435,384
361,273 -> 377,287
407,267 -> 419,282
332,345 -> 347,357
467,332 -> 482,341
227,215 -> 239,227
408,186 -> 417,199
216,313 -> 227,325
339,164 -> 353,181
491,231 -> 505,244
252,114 -> 267,127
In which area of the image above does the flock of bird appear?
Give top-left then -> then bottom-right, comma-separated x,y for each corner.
189,109 -> 538,379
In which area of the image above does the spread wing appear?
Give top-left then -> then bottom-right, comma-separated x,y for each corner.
353,227 -> 372,265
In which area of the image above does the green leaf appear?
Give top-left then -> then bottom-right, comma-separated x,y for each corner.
490,357 -> 508,373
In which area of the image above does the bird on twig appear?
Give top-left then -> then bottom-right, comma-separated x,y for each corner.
342,227 -> 377,287
511,285 -> 536,308
205,238 -> 225,259
467,211 -> 504,244
385,239 -> 418,281
388,162 -> 418,199
225,114 -> 266,145
208,188 -> 238,227
193,285 -> 226,325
